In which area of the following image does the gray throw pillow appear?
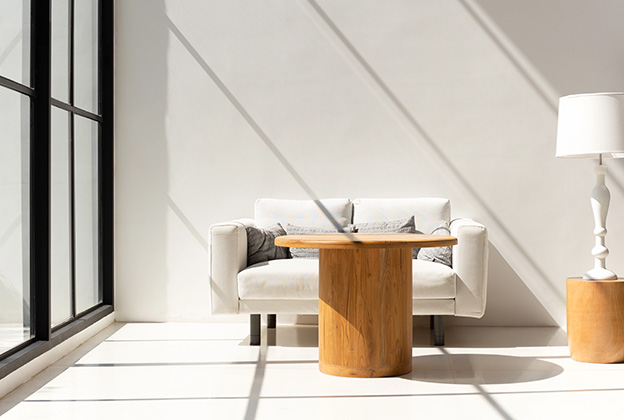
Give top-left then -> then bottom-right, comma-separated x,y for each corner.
246,223 -> 289,266
417,223 -> 452,267
354,216 -> 421,258
284,224 -> 356,258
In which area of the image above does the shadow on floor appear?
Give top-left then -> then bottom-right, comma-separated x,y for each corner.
404,353 -> 564,385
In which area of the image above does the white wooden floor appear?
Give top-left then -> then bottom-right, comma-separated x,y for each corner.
1,322 -> 622,419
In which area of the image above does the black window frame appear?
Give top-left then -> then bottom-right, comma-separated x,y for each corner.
0,0 -> 114,379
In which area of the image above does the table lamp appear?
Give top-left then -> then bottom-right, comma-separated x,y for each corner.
556,92 -> 624,280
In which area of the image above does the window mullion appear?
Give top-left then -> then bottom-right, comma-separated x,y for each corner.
31,0 -> 52,342
101,0 -> 114,305
69,111 -> 76,319
69,0 -> 74,107
68,0 -> 77,320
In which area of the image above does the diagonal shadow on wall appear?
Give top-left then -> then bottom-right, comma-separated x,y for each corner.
302,0 -> 564,323
166,17 -> 351,234
460,0 -> 624,197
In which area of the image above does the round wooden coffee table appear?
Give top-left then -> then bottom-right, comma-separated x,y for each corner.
275,233 -> 457,378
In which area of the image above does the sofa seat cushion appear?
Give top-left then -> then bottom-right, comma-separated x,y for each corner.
238,258 -> 456,300
238,259 -> 320,300
412,259 -> 456,299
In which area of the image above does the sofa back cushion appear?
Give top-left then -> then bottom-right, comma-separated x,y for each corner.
284,223 -> 356,258
245,223 -> 290,266
354,216 -> 419,258
352,198 -> 450,235
255,198 -> 352,230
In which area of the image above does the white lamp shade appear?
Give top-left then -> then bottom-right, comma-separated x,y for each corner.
556,92 -> 624,158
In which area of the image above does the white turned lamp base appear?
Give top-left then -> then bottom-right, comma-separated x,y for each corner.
585,163 -> 618,280
584,267 -> 618,280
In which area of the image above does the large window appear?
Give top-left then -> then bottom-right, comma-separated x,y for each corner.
0,75 -> 32,355
50,0 -> 103,328
0,0 -> 113,375
0,0 -> 32,356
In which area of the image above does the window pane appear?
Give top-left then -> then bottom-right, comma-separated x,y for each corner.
74,116 -> 100,313
74,0 -> 99,113
51,107 -> 72,327
51,0 -> 70,102
0,0 -> 30,86
0,87 -> 31,354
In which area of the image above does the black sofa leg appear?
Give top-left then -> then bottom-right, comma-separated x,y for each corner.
433,315 -> 445,346
250,314 -> 261,346
267,314 -> 276,329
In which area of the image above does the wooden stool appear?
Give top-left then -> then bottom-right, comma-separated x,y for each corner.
567,277 -> 624,363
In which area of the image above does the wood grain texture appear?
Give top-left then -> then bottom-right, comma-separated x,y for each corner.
275,233 -> 457,250
319,247 -> 413,377
567,277 -> 624,363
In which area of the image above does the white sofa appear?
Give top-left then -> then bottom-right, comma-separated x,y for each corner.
209,198 -> 488,345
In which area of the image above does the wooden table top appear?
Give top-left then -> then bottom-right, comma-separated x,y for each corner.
275,233 -> 457,250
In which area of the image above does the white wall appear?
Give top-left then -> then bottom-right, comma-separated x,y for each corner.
115,0 -> 624,326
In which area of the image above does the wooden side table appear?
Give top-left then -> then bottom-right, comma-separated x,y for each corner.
275,233 -> 457,377
566,277 -> 624,363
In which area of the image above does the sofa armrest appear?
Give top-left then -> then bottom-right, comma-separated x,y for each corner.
209,218 -> 255,314
450,218 -> 489,318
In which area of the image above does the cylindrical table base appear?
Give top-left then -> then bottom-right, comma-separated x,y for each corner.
567,277 -> 624,363
319,248 -> 413,377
